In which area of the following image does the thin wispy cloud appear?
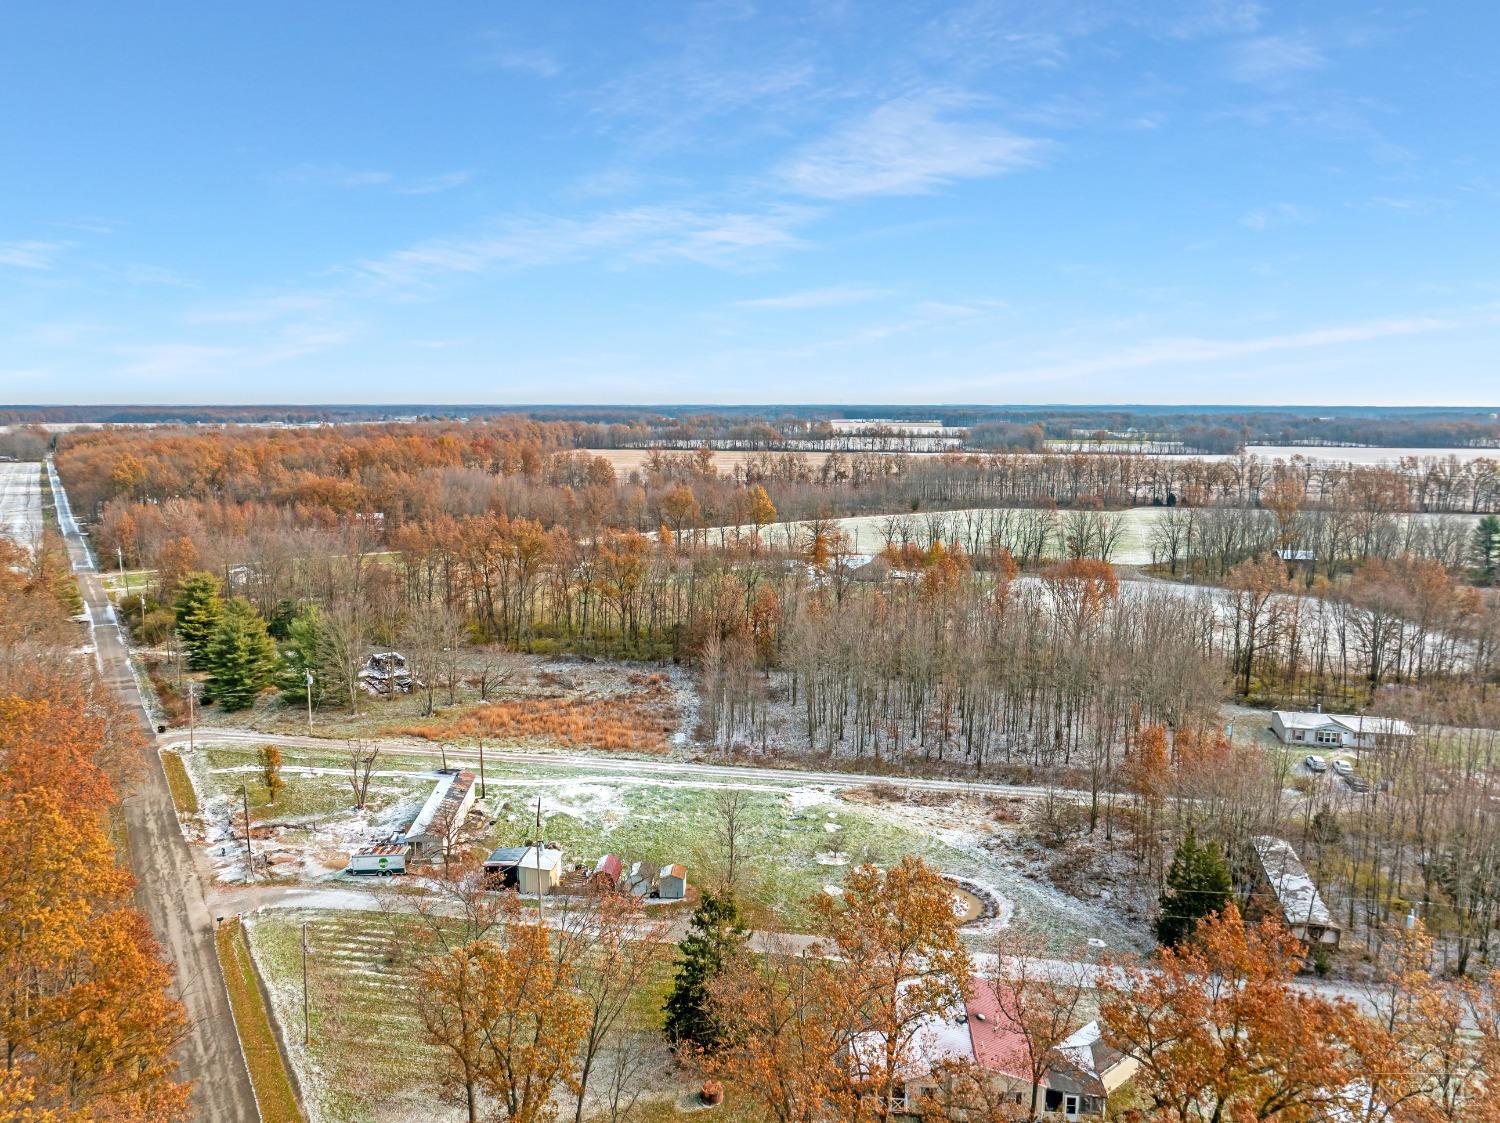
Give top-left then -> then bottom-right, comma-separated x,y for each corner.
986,314 -> 1456,386
777,93 -> 1046,199
394,171 -> 474,196
485,46 -> 560,77
272,164 -> 471,195
117,343 -> 237,379
734,285 -> 890,310
352,203 -> 817,288
1229,34 -> 1326,85
1241,202 -> 1311,230
0,241 -> 65,270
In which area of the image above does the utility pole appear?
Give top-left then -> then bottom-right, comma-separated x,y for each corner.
477,738 -> 486,799
301,922 -> 311,1045
305,668 -> 315,737
534,796 -> 543,921
116,544 -> 127,599
241,782 -> 254,881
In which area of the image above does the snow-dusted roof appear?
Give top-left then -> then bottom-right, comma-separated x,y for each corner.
1253,835 -> 1337,931
402,772 -> 457,841
1274,711 -> 1414,737
518,847 -> 563,872
1054,1020 -> 1128,1088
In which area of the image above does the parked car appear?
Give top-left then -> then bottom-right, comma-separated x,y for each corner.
1344,774 -> 1371,793
1304,754 -> 1328,773
1331,758 -> 1354,776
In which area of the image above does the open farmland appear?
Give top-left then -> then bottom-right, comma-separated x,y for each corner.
740,506 -> 1481,567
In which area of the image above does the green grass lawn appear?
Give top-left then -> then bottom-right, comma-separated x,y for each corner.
218,918 -> 306,1123
160,749 -> 199,816
193,744 -> 441,822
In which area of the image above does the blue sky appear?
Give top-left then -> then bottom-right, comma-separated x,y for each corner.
2,1 -> 1498,405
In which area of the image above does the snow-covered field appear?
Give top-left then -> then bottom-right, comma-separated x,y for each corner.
0,461 -> 42,553
736,506 -> 1480,568
1244,444 -> 1500,465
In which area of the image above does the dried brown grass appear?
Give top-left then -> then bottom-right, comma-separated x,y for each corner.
395,673 -> 677,753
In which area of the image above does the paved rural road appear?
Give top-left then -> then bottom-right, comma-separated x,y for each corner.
45,461 -> 260,1123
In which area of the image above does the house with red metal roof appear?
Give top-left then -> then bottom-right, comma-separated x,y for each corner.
858,978 -> 1137,1120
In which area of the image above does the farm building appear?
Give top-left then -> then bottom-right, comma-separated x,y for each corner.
517,846 -> 564,896
482,843 -> 564,894
624,861 -> 652,897
658,864 -> 688,899
1252,835 -> 1342,949
483,845 -> 531,889
345,843 -> 407,876
590,854 -> 622,890
1271,710 -> 1414,750
853,978 -> 1136,1119
400,770 -> 477,861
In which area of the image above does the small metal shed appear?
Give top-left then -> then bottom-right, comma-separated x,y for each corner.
658,863 -> 688,900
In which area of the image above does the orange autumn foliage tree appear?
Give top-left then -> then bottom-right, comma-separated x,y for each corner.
1099,904 -> 1365,1122
0,536 -> 190,1122
710,858 -> 969,1123
416,916 -> 588,1123
813,858 -> 971,1123
708,943 -> 862,1123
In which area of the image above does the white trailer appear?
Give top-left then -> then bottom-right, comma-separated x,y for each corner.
346,844 -> 408,875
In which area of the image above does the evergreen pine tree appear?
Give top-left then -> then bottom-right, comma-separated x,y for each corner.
276,604 -> 341,705
1156,827 -> 1233,947
662,890 -> 747,1052
1472,514 -> 1500,585
173,571 -> 223,669
202,598 -> 279,711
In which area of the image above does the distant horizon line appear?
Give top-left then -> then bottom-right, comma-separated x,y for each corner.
3,403 -> 1498,413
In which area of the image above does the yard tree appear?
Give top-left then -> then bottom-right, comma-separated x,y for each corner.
345,740 -> 381,810
1156,827 -> 1232,948
987,923 -> 1092,1120
747,485 -> 776,553
1224,553 -> 1289,698
201,597 -> 279,711
276,603 -> 330,701
814,857 -> 970,1123
417,940 -> 492,1123
663,890 -> 748,1053
708,939 -> 859,1123
1039,557 -> 1118,637
553,889 -> 671,1123
478,918 -> 589,1123
258,744 -> 284,803
1100,905 -> 1365,1122
661,483 -> 700,548
172,570 -> 223,668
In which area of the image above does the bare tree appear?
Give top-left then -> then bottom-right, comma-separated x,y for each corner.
345,739 -> 381,810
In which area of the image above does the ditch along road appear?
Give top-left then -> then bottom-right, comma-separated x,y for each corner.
45,461 -> 260,1123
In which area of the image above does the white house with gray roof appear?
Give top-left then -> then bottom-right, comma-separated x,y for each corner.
1271,710 -> 1414,751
